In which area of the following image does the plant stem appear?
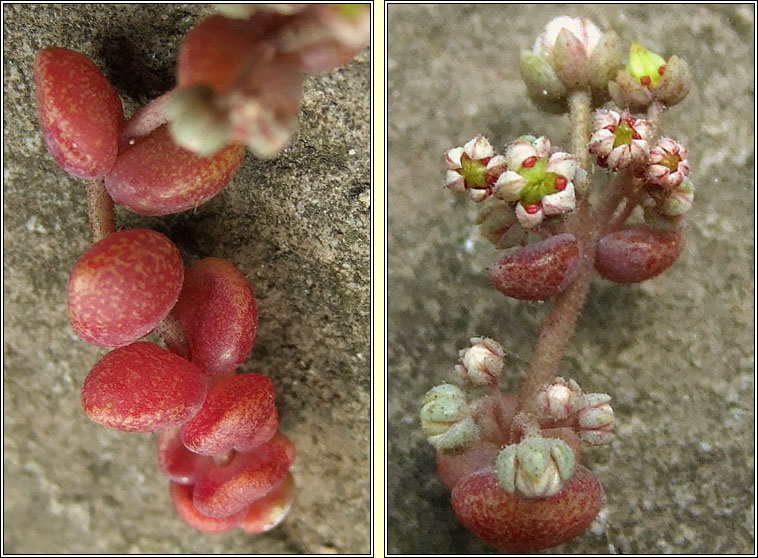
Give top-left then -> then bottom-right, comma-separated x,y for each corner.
85,179 -> 116,243
568,90 -> 591,198
646,100 -> 665,138
119,90 -> 174,149
513,92 -> 635,427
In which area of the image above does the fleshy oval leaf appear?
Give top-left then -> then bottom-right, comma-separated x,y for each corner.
487,233 -> 581,301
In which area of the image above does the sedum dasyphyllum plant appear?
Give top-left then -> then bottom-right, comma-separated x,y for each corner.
34,4 -> 368,535
421,15 -> 693,553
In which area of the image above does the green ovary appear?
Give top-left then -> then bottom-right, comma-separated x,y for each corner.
613,121 -> 635,148
460,157 -> 487,189
517,158 -> 560,205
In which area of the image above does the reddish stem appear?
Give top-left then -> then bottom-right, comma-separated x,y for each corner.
85,178 -> 116,243
515,169 -> 631,420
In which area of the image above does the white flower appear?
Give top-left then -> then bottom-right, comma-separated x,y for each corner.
588,109 -> 652,171
647,137 -> 690,191
444,136 -> 505,202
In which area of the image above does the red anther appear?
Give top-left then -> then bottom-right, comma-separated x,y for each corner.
461,152 -> 471,162
604,125 -> 616,133
554,177 -> 567,191
658,65 -> 666,75
522,156 -> 537,168
632,132 -> 641,140
480,157 -> 491,165
624,116 -> 636,126
597,156 -> 608,168
640,76 -> 651,86
525,203 -> 541,214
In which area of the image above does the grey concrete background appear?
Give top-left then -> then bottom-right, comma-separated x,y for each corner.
388,4 -> 754,555
4,4 -> 369,554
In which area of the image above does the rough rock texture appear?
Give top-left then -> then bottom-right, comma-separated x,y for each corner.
388,4 -> 754,554
4,4 -> 369,553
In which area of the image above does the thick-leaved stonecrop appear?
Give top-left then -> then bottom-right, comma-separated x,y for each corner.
34,4 -> 368,535
422,15 -> 693,553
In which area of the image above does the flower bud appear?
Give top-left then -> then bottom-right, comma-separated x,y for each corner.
420,384 -> 479,450
166,85 -> 233,157
495,436 -> 575,499
577,393 -> 615,445
455,337 -> 505,387
658,176 -> 695,216
521,16 -> 621,111
536,377 -> 585,420
609,44 -> 692,109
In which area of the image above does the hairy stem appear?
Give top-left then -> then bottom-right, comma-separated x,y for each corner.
514,92 -> 631,422
646,100 -> 665,138
85,179 -> 116,243
568,89 -> 591,197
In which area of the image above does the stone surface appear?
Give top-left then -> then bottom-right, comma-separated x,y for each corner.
388,4 -> 754,554
4,4 -> 369,553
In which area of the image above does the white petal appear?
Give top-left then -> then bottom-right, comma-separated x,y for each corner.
469,188 -> 489,203
533,136 -> 552,158
591,108 -> 619,130
647,146 -> 666,164
464,135 -> 494,160
546,152 -> 577,180
657,137 -> 679,154
632,119 -> 654,141
607,144 -> 630,171
446,146 -> 464,169
588,129 -> 615,157
629,140 -> 648,164
663,171 -> 685,189
486,154 -> 508,171
515,202 -> 544,228
647,164 -> 670,182
505,141 -> 538,170
542,182 -> 576,215
446,170 -> 465,192
495,171 -> 528,202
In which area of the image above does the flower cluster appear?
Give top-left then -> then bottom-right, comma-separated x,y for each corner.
167,4 -> 370,158
588,108 -> 694,219
446,135 -> 577,230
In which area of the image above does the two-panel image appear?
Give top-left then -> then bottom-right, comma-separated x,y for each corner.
2,3 -> 754,556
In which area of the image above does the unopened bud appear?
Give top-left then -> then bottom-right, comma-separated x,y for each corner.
166,85 -> 232,157
536,377 -> 585,420
495,436 -> 575,499
577,393 -> 615,445
455,337 -> 505,386
420,384 -> 479,450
